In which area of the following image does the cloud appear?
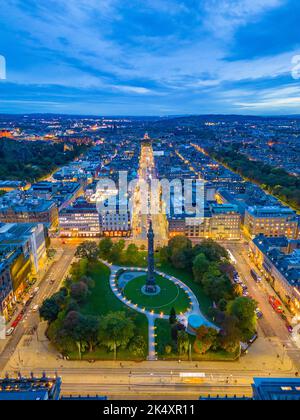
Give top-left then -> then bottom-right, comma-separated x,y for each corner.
202,0 -> 286,39
0,0 -> 298,114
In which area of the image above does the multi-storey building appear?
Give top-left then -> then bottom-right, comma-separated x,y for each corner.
245,206 -> 298,239
59,199 -> 101,238
0,223 -> 48,318
0,258 -> 14,321
100,210 -> 131,238
209,204 -> 241,240
30,181 -> 83,211
0,199 -> 59,229
185,204 -> 241,241
250,234 -> 300,315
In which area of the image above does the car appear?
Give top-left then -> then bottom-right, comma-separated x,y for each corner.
50,279 -> 55,285
32,305 -> 39,312
286,324 -> 293,333
249,333 -> 258,344
33,287 -> 40,294
255,309 -> 263,319
6,327 -> 15,336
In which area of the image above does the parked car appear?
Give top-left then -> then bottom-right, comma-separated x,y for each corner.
255,308 -> 263,319
11,313 -> 23,328
32,305 -> 39,313
286,324 -> 293,334
249,333 -> 258,344
6,327 -> 15,337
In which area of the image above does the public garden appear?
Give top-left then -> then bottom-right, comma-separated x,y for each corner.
39,237 -> 258,362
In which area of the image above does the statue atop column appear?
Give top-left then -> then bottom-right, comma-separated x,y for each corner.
145,220 -> 157,294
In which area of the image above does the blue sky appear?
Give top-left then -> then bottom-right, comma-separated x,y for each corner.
0,0 -> 300,115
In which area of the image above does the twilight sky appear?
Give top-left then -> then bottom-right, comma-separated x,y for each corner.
0,0 -> 300,115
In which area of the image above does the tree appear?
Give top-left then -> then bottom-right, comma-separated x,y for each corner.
61,311 -> 89,359
80,315 -> 100,353
39,298 -> 60,323
171,248 -> 192,269
227,297 -> 257,341
194,326 -> 218,355
202,264 -> 233,302
70,281 -> 89,303
168,236 -> 192,253
75,241 -> 99,261
218,298 -> 228,312
80,276 -> 95,290
125,244 -> 140,265
193,253 -> 210,284
219,315 -> 242,354
158,246 -> 170,264
128,336 -> 147,358
99,237 -> 113,259
177,331 -> 190,356
109,240 -> 125,264
194,240 -> 228,262
69,258 -> 88,281
98,312 -> 135,360
167,236 -> 193,270
219,262 -> 236,281
233,283 -> 243,297
169,307 -> 177,325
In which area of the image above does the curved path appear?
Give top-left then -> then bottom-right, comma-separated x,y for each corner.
101,261 -> 216,361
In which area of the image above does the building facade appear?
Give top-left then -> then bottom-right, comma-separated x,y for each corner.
250,235 -> 300,315
0,200 -> 59,229
184,204 -> 241,241
59,199 -> 101,238
0,223 -> 48,318
245,206 -> 298,239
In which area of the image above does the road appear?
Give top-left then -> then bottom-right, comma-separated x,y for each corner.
0,246 -> 76,372
226,243 -> 300,369
132,140 -> 168,246
3,364 -> 296,399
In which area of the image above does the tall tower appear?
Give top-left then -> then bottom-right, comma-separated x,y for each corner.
146,220 -> 157,293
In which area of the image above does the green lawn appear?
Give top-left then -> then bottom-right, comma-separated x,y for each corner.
155,319 -> 239,361
156,263 -> 213,317
123,274 -> 191,314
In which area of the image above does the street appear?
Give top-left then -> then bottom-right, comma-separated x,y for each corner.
226,242 -> 300,369
0,245 -> 76,372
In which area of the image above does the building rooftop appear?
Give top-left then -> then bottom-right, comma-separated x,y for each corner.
252,378 -> 300,401
0,376 -> 61,401
253,235 -> 300,288
247,206 -> 296,218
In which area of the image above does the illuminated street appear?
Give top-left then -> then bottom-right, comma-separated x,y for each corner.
132,135 -> 168,248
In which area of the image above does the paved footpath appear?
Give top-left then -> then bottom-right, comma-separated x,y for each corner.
101,260 -> 216,361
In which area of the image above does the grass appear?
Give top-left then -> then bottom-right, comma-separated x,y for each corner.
156,262 -> 213,317
123,274 -> 191,314
72,261 -> 148,361
155,319 -> 239,362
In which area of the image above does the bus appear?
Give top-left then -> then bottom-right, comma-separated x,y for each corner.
180,373 -> 206,384
227,249 -> 237,265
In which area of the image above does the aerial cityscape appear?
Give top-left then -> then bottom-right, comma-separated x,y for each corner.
0,0 -> 300,406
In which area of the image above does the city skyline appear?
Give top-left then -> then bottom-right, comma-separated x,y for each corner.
0,1 -> 300,403
1,0 -> 300,115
